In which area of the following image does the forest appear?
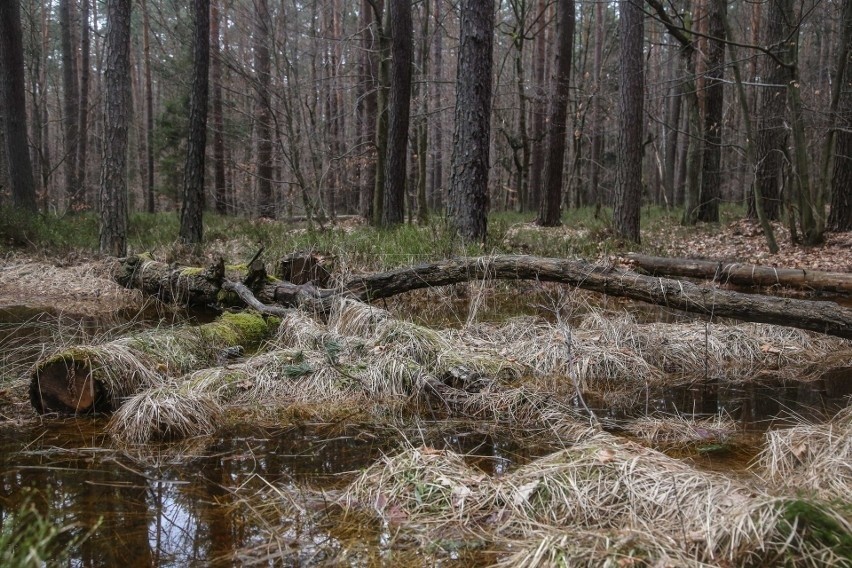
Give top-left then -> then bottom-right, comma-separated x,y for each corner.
1,0 -> 852,566
0,0 -> 849,246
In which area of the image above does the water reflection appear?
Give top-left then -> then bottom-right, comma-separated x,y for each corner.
0,421 -> 542,567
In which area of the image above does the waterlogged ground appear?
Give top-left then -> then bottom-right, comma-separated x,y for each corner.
1,290 -> 851,566
0,419 -> 549,566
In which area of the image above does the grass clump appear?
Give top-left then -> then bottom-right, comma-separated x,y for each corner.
338,435 -> 851,567
757,405 -> 852,501
0,493 -> 96,568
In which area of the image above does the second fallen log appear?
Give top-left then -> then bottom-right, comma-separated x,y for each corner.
625,253 -> 852,295
29,311 -> 279,414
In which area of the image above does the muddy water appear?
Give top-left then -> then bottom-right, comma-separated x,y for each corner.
0,420 -> 543,567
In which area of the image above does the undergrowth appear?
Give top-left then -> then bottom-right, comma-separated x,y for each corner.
0,205 -> 747,267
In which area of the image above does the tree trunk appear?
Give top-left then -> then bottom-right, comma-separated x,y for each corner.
537,0 -> 575,227
697,0 -> 726,223
358,0 -> 380,219
613,0 -> 644,242
588,0 -> 605,210
372,4 -> 390,225
179,0 -> 210,244
0,95 -> 7,199
99,0 -> 131,257
428,0 -> 444,211
625,253 -> 852,294
78,0 -> 91,208
30,311 -> 278,414
140,0 -> 155,213
751,0 -> 794,221
0,0 -> 37,212
416,0 -> 430,223
254,0 -> 274,218
382,0 -> 413,226
60,0 -> 81,209
448,0 -> 494,242
826,0 -> 852,233
119,254 -> 852,341
211,0 -> 227,215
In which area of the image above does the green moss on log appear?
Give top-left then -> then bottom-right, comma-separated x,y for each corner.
30,312 -> 279,414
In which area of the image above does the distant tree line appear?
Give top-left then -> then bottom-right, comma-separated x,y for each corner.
1,0 -> 850,254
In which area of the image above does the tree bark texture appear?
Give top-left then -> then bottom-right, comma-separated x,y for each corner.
211,0 -> 227,215
60,0 -> 81,209
254,0 -> 274,218
588,0 -> 605,209
0,0 -> 37,212
697,0 -> 726,223
119,254 -> 852,340
448,0 -> 494,243
30,312 -> 278,414
625,253 -> 852,295
537,0 -> 575,226
429,0 -> 444,211
382,0 -> 413,226
140,0 -> 155,213
77,0 -> 91,207
613,0 -> 644,242
99,0 -> 132,257
752,0 -> 794,221
829,0 -> 852,232
358,0 -> 380,219
179,0 -> 210,244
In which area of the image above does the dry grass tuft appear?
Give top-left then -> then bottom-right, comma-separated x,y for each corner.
107,384 -> 223,444
625,414 -> 738,448
757,404 -> 852,501
343,446 -> 487,523
339,435 -> 852,567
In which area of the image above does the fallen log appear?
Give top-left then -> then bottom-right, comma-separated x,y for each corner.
118,254 -> 852,340
29,311 -> 279,414
625,253 -> 852,295
116,253 -> 226,307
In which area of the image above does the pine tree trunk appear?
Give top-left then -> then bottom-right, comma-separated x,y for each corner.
60,0 -> 81,209
428,0 -> 444,211
697,0 -> 726,223
416,0 -> 430,223
254,0 -> 274,218
179,0 -> 210,244
78,0 -> 91,208
382,0 -> 413,226
588,0 -> 604,210
140,0 -> 155,213
0,0 -> 37,212
358,0 -> 380,219
613,0 -> 644,242
372,5 -> 390,225
448,0 -> 494,242
211,0 -> 227,215
527,0 -> 548,212
99,0 -> 132,256
829,3 -> 852,234
752,0 -> 794,221
537,0 -> 575,226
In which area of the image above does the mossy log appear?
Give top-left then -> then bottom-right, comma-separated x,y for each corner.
116,253 -> 226,307
119,254 -> 852,340
29,312 -> 279,414
625,253 -> 852,295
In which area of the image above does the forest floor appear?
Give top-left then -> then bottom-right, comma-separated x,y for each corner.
1,210 -> 851,567
1,210 -> 851,315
